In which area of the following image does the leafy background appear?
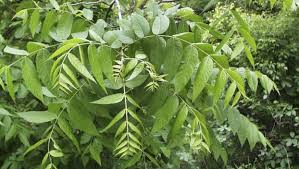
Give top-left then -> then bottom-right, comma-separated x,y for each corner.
0,0 -> 298,169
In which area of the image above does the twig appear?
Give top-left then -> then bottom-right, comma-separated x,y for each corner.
70,0 -> 108,6
105,0 -> 115,21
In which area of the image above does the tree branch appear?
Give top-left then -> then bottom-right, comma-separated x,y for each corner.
105,0 -> 115,21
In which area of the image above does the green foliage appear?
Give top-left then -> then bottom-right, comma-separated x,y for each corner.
0,0 -> 281,168
202,2 -> 299,168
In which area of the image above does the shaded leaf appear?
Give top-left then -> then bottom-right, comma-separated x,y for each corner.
173,45 -> 199,93
152,95 -> 179,132
192,56 -> 213,101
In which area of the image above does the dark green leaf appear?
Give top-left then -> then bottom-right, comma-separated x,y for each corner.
173,45 -> 198,93
152,95 -> 179,133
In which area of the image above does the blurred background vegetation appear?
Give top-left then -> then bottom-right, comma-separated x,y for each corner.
180,0 -> 299,168
0,0 -> 298,168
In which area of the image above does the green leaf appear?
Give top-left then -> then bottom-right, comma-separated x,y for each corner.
83,8 -> 93,20
124,59 -> 138,75
49,43 -> 79,59
101,109 -> 126,133
68,99 -> 98,135
144,152 -> 161,168
210,54 -> 229,69
4,46 -> 29,56
0,108 -> 12,116
13,9 -> 28,20
103,31 -> 121,48
224,82 -> 237,107
126,75 -> 148,88
22,58 -> 44,102
152,95 -> 179,133
231,42 -> 244,60
116,31 -> 134,44
115,122 -> 126,137
50,13 -> 73,41
190,108 -> 210,145
49,150 -> 63,157
18,111 -> 56,123
89,140 -> 102,165
127,109 -> 143,125
36,49 -> 52,87
5,123 -> 17,142
45,164 -> 52,169
128,122 -> 141,136
41,11 -> 56,40
210,131 -> 228,165
127,63 -> 144,81
247,122 -> 259,150
173,45 -> 199,93
213,70 -> 227,105
194,43 -> 215,58
89,19 -> 107,42
283,0 -> 293,10
196,22 -> 225,39
164,38 -> 183,80
168,104 -> 188,145
29,9 -> 40,37
24,139 -> 47,155
50,0 -> 60,10
57,118 -> 80,151
227,107 -> 241,134
231,10 -> 249,32
152,15 -> 170,35
131,13 -> 150,38
62,64 -> 79,87
91,93 -> 124,105
226,69 -> 246,97
239,28 -> 256,52
88,44 -> 106,92
26,42 -> 47,53
173,32 -> 194,42
126,95 -> 141,108
244,45 -> 254,68
192,56 -> 213,101
246,70 -> 258,92
5,68 -> 15,101
68,53 -> 96,82
231,91 -> 241,107
260,75 -> 273,94
215,30 -> 234,52
98,46 -> 114,81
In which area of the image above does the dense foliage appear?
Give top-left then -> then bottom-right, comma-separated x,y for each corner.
183,0 -> 299,168
0,0 -> 297,169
